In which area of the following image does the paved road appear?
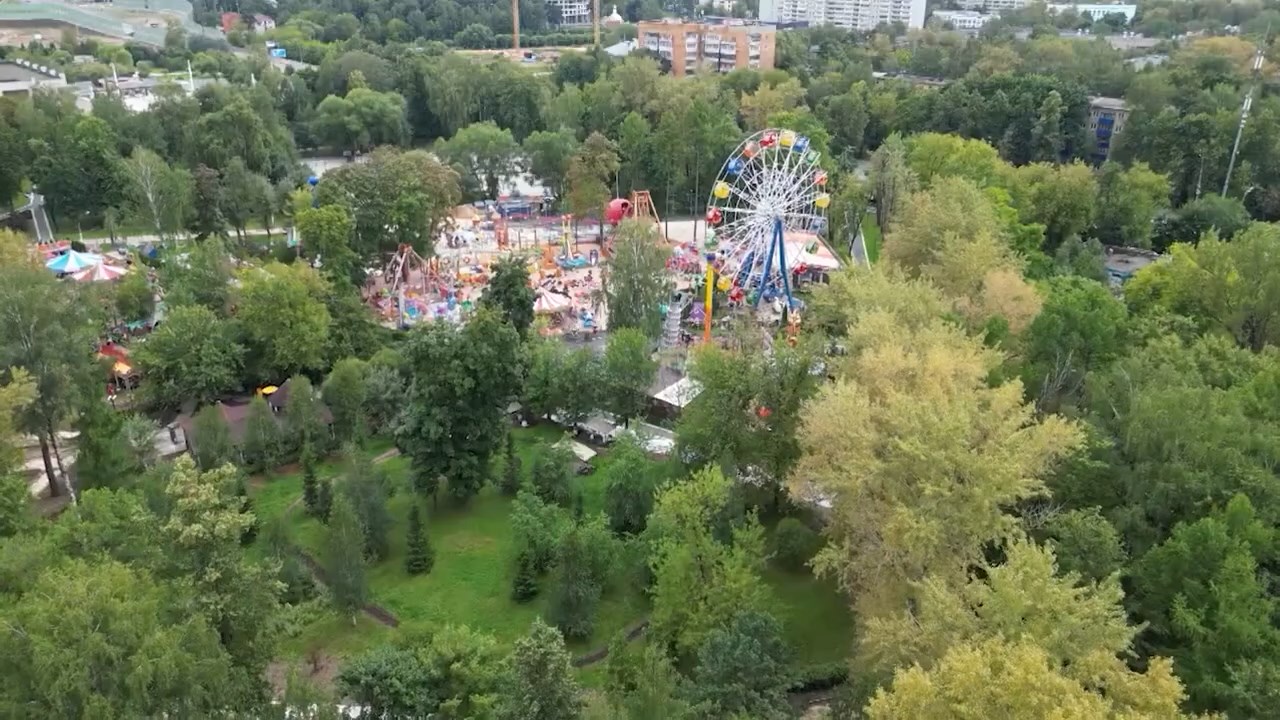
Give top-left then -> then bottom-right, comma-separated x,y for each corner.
88,228 -> 286,248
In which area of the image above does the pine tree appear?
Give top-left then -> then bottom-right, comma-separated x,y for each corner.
325,494 -> 368,621
512,550 -> 539,603
405,503 -> 434,575
343,448 -> 392,561
236,475 -> 258,545
500,432 -> 521,496
317,478 -> 333,522
301,443 -> 319,516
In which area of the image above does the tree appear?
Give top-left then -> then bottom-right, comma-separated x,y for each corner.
316,148 -> 462,261
1094,162 -> 1170,248
1032,89 -> 1067,162
285,376 -> 326,457
240,395 -> 281,473
339,626 -> 503,718
161,457 -> 282,680
498,619 -> 585,720
313,88 -> 408,153
867,133 -> 917,233
159,236 -> 235,313
530,441 -> 575,508
691,611 -> 793,720
566,132 -> 619,233
123,146 -> 192,239
397,309 -> 523,504
28,115 -> 127,227
325,494 -> 368,620
0,474 -> 32,539
603,640 -> 698,720
676,341 -> 818,504
405,503 -> 434,575
1040,508 -> 1127,583
135,305 -> 244,410
114,265 -> 155,324
189,164 -> 228,238
1013,162 -> 1097,252
794,311 -> 1083,617
363,363 -> 406,437
237,262 -> 332,381
773,517 -> 821,570
865,639 -> 1200,720
481,256 -> 536,338
1022,275 -> 1129,410
602,328 -> 656,424
510,490 -> 570,575
219,158 -> 272,241
323,358 -> 368,447
647,467 -> 770,659
523,128 -> 580,202
512,550 -> 539,602
301,442 -> 320,516
550,514 -> 617,640
602,437 -> 659,536
739,77 -> 805,130
0,559 -> 248,718
0,253 -> 96,497
317,477 -> 334,522
297,204 -> 360,285
604,219 -> 670,340
438,121 -> 522,200
191,405 -> 233,470
1131,494 -> 1280,716
342,449 -> 392,561
818,83 -> 870,156
500,432 -> 522,496
73,389 -> 131,491
1126,223 -> 1280,351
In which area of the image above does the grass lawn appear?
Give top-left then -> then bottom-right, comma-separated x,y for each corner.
253,426 -> 853,681
861,215 -> 882,264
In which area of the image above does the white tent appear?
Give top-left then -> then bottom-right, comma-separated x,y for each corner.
534,291 -> 571,314
651,377 -> 703,409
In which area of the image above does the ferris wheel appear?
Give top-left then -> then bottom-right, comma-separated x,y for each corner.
704,128 -> 831,310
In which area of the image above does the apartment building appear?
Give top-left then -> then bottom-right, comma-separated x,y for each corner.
1088,96 -> 1128,161
637,19 -> 776,76
762,0 -> 926,31
932,9 -> 994,30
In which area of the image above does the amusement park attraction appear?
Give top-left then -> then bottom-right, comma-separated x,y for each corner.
701,127 -> 832,341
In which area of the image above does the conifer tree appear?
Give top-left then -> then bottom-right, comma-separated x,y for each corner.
317,477 -> 333,522
325,494 -> 368,621
500,432 -> 521,496
512,550 -> 539,603
405,503 -> 434,575
301,442 -> 319,516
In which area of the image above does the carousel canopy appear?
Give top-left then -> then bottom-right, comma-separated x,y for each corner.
70,262 -> 127,282
46,249 -> 102,274
534,291 -> 571,314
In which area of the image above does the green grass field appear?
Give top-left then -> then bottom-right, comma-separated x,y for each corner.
252,426 -> 853,679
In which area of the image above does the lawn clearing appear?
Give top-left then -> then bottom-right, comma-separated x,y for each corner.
861,215 -> 882,264
252,426 -> 853,684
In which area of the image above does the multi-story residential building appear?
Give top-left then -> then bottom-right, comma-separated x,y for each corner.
761,0 -> 927,32
931,9 -> 993,30
637,19 -> 776,76
1088,96 -> 1128,161
548,0 -> 592,26
1047,3 -> 1137,22
952,0 -> 1027,11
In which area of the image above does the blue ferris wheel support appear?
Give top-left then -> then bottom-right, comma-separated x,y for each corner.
750,217 -> 794,310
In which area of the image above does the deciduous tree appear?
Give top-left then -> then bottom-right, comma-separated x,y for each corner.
604,219 -> 670,340
481,256 -> 536,338
323,358 -> 368,447
325,494 -> 368,620
498,619 -> 584,720
438,121 -> 521,200
240,394 -> 281,473
236,262 -> 332,381
135,305 -> 243,410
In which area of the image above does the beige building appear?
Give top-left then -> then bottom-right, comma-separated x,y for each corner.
637,19 -> 776,77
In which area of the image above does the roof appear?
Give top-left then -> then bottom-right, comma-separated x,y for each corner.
1089,96 -> 1128,111
651,377 -> 703,408
177,393 -> 333,451
557,439 -> 597,463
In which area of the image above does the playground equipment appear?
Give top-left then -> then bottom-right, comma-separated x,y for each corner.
384,244 -> 435,297
703,128 -> 830,311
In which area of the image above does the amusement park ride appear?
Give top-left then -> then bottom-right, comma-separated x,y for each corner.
700,127 -> 831,344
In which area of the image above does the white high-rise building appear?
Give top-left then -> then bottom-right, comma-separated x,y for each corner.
548,0 -> 592,26
765,0 -> 927,31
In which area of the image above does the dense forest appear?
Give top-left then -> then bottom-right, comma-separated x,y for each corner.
2,2 -> 1280,717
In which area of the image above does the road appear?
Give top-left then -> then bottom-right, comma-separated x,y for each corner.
86,228 -> 286,248
850,228 -> 870,267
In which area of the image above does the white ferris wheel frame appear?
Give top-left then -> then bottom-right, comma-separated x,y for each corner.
706,127 -> 829,305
